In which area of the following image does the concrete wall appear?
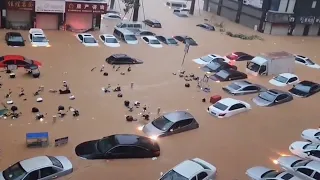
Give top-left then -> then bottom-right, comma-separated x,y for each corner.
220,6 -> 237,21
271,24 -> 289,35
239,14 -> 260,29
309,24 -> 320,35
208,2 -> 219,13
292,24 -> 304,35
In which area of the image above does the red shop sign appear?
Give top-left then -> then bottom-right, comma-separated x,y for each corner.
66,2 -> 108,14
7,0 -> 35,11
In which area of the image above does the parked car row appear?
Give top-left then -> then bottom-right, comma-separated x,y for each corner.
246,127 -> 320,180
5,28 -> 50,47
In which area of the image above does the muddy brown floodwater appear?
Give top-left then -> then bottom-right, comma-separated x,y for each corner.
1,0 -> 320,179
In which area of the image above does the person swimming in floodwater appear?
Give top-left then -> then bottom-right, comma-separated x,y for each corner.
59,81 -> 71,94
114,84 -> 121,92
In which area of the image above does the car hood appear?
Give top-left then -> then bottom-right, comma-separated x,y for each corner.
105,43 -> 120,47
55,156 -> 73,170
209,75 -> 224,82
8,41 -> 25,47
126,40 -> 138,45
269,79 -> 287,87
142,122 -> 165,137
193,58 -> 209,65
149,44 -> 163,48
277,156 -> 301,170
246,166 -> 272,179
75,140 -> 100,157
307,64 -> 320,69
83,43 -> 99,47
289,141 -> 309,152
222,86 -> 237,94
252,96 -> 272,106
32,42 -> 49,46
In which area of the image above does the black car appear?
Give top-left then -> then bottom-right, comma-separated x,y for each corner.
288,80 -> 320,98
201,61 -> 237,73
106,54 -> 143,65
173,36 -> 198,46
75,134 -> 160,160
5,32 -> 25,47
142,19 -> 162,28
225,52 -> 254,61
139,30 -> 156,36
210,69 -> 247,82
196,23 -> 215,31
155,36 -> 178,45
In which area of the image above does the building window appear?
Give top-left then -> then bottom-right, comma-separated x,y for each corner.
312,1 -> 317,8
270,0 -> 281,11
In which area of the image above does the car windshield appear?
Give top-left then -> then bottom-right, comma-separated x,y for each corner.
292,159 -> 312,167
261,170 -> 282,178
304,144 -> 319,150
9,36 -> 23,42
151,116 -> 174,131
213,102 -> 228,111
124,35 -> 137,41
215,70 -> 230,79
206,62 -> 221,70
97,137 -> 118,153
274,75 -> 288,83
32,36 -> 47,42
247,62 -> 260,72
3,162 -> 27,180
150,40 -> 160,44
160,170 -> 188,180
200,56 -> 214,62
84,37 -> 97,43
106,38 -> 118,43
305,59 -> 315,65
228,83 -> 241,90
294,84 -> 311,92
167,38 -> 177,44
258,91 -> 276,102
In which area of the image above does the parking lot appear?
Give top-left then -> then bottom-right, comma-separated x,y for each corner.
1,0 -> 320,179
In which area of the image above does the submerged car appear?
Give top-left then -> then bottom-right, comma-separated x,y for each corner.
201,61 -> 237,73
76,33 -> 99,47
301,128 -> 320,144
141,36 -> 162,48
5,32 -> 25,47
143,19 -> 162,28
269,73 -> 299,87
99,34 -> 120,47
294,55 -> 320,69
289,141 -> 320,161
224,52 -> 254,62
246,166 -> 301,180
29,28 -> 50,47
252,89 -> 293,107
106,54 -> 143,65
173,36 -> 198,46
222,80 -> 266,95
75,134 -> 160,160
277,156 -> 320,180
140,111 -> 199,140
0,55 -> 42,68
207,98 -> 251,118
210,69 -> 247,82
155,36 -> 178,45
0,156 -> 73,180
193,54 -> 225,65
159,158 -> 216,180
288,80 -> 320,98
196,23 -> 215,31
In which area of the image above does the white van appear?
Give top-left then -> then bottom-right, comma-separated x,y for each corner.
113,27 -> 138,45
116,21 -> 144,30
165,0 -> 187,9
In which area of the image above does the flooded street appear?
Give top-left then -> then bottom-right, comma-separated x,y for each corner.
1,0 -> 320,179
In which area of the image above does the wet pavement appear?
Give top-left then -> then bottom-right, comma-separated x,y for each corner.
1,0 -> 320,179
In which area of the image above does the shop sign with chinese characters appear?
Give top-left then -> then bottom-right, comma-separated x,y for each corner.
7,0 -> 35,11
65,2 -> 108,14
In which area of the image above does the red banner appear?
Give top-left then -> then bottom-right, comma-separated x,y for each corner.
7,0 -> 35,11
65,2 -> 108,14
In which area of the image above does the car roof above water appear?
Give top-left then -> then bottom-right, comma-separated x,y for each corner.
112,54 -> 129,58
112,134 -> 158,149
163,111 -> 194,122
20,156 -> 52,172
233,80 -> 252,86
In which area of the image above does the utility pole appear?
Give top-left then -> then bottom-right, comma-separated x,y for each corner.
110,0 -> 115,9
132,0 -> 140,21
189,0 -> 196,15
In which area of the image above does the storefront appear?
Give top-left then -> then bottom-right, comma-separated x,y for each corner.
65,1 -> 107,30
35,0 -> 65,30
6,0 -> 34,29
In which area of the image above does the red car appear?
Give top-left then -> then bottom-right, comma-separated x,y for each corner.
225,52 -> 254,62
0,55 -> 42,68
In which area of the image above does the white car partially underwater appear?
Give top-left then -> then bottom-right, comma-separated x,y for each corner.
207,98 -> 251,118
99,34 -> 120,47
159,158 -> 216,180
141,36 -> 162,48
246,166 -> 301,180
294,55 -> 320,69
289,141 -> 320,161
269,73 -> 299,87
301,128 -> 320,144
193,54 -> 226,65
76,33 -> 99,47
28,28 -> 50,47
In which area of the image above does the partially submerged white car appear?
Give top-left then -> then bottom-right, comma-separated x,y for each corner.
99,34 -> 120,47
193,54 -> 226,65
294,55 -> 320,69
246,166 -> 301,180
28,28 -> 50,47
76,33 -> 99,47
101,13 -> 121,20
290,141 -> 320,161
141,36 -> 162,48
301,128 -> 320,144
159,158 -> 216,180
269,73 -> 299,87
207,98 -> 251,118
